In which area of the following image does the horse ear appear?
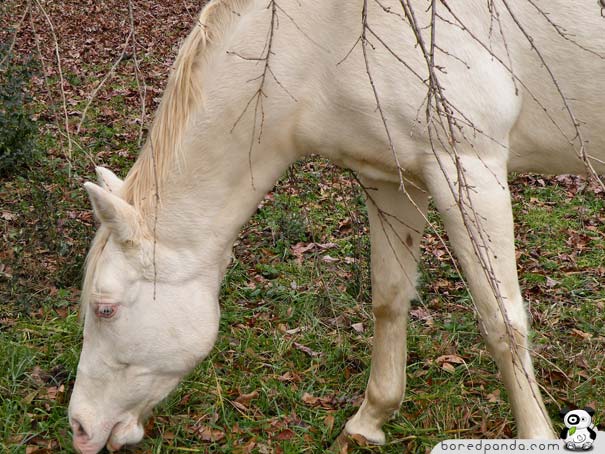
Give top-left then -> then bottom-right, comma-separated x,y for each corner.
84,182 -> 141,244
95,167 -> 124,194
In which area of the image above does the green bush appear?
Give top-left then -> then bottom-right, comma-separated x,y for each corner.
0,47 -> 40,177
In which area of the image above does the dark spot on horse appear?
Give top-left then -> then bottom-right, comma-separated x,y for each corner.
406,234 -> 413,247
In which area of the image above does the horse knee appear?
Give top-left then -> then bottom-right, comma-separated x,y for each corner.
372,286 -> 412,319
372,272 -> 416,319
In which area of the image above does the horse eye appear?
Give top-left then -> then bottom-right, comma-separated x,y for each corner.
94,303 -> 117,319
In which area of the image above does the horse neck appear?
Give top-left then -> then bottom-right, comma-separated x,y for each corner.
151,102 -> 299,271
137,1 -> 311,271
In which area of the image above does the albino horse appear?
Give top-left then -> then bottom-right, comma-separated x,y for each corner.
68,0 -> 605,452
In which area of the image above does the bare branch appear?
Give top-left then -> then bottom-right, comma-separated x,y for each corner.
33,0 -> 74,171
0,4 -> 30,69
77,31 -> 133,134
360,0 -> 409,193
128,0 -> 148,146
229,0 -> 304,189
524,0 -> 605,60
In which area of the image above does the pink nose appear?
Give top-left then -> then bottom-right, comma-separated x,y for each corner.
72,418 -> 89,439
71,418 -> 104,454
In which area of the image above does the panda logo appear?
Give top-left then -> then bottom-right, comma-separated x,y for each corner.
560,407 -> 597,451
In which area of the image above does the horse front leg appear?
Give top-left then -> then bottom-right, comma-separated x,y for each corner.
423,152 -> 554,439
333,178 -> 428,448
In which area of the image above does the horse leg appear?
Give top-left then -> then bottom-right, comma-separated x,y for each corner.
335,177 -> 428,447
423,153 -> 554,438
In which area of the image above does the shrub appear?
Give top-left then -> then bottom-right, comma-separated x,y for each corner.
0,46 -> 40,177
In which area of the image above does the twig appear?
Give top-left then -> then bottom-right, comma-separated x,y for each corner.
360,0 -> 408,193
0,3 -> 30,69
396,0 -> 551,424
524,0 -> 605,59
33,0 -> 74,172
128,0 -> 148,146
77,30 -> 133,134
230,0 -> 281,189
499,0 -> 605,192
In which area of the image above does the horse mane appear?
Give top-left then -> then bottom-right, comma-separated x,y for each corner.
123,0 -> 252,216
81,0 -> 252,316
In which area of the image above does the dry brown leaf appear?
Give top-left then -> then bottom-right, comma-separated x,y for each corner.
351,322 -> 364,333
436,354 -> 465,365
285,326 -> 303,335
324,413 -> 335,433
486,389 -> 501,403
236,390 -> 259,405
441,362 -> 456,374
45,384 -> 65,401
293,342 -> 322,357
301,392 -> 337,409
350,433 -> 369,446
571,328 -> 592,339
275,429 -> 296,440
301,392 -> 319,406
277,371 -> 302,383
195,425 -> 225,443
410,307 -> 434,327
546,277 -> 559,288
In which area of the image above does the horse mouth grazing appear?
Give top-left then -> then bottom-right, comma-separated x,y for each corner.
72,419 -> 143,454
106,439 -> 123,452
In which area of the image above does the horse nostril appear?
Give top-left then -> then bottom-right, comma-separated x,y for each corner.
72,418 -> 90,440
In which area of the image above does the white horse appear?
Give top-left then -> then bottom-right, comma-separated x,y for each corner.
68,0 -> 605,452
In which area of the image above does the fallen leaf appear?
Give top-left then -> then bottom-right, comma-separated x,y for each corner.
293,342 -> 322,357
350,433 -> 369,446
277,371 -> 302,383
285,326 -> 304,335
194,425 -> 225,442
324,413 -> 335,433
275,429 -> 296,440
235,390 -> 259,406
302,392 -> 318,406
291,242 -> 316,257
571,328 -> 592,339
486,389 -> 501,403
441,362 -> 456,373
45,384 -> 65,401
409,307 -> 434,326
301,392 -> 337,409
436,354 -> 465,365
546,277 -> 559,288
351,322 -> 364,333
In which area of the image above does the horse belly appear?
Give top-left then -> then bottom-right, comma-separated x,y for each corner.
505,0 -> 605,175
509,90 -> 605,175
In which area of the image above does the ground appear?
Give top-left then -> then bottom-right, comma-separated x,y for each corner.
1,1 -> 604,453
